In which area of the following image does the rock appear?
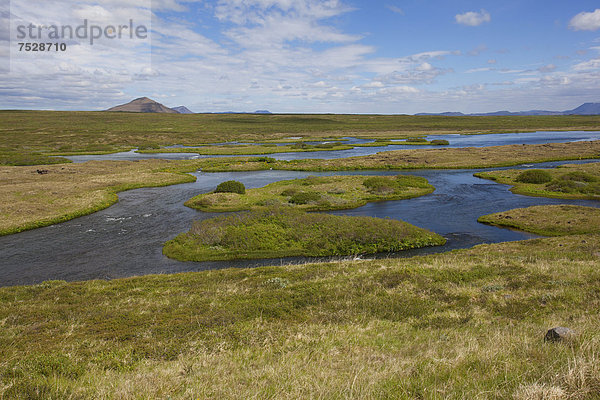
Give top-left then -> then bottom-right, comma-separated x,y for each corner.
544,327 -> 575,342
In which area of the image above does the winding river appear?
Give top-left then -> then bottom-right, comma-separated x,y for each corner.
1,131 -> 599,287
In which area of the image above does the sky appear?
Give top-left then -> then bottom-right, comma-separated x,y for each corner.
1,0 -> 600,114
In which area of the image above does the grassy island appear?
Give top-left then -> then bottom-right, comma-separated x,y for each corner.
475,162 -> 600,199
478,205 -> 600,236
185,174 -> 434,212
163,208 -> 446,261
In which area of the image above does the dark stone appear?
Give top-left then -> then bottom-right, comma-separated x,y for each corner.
544,327 -> 575,342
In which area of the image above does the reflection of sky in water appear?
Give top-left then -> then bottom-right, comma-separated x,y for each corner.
2,158 -> 599,286
65,131 -> 600,163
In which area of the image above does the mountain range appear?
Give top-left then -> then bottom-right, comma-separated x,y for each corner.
416,102 -> 600,116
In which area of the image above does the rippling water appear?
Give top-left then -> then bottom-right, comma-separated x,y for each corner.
1,159 -> 598,287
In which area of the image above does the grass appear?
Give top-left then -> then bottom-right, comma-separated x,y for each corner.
137,142 -> 355,155
184,174 -> 434,212
191,141 -> 600,172
475,162 -> 600,200
1,111 -> 600,162
478,205 -> 600,236
163,207 -> 446,261
1,234 -> 599,398
0,160 -> 197,236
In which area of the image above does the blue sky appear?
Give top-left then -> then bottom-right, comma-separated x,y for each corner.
1,0 -> 600,113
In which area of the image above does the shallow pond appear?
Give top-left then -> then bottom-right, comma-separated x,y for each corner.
1,159 -> 599,286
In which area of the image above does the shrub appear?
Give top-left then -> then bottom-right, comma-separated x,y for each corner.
406,137 -> 428,143
558,172 -> 598,183
430,139 -> 449,145
137,143 -> 161,150
515,169 -> 553,184
254,156 -> 276,163
289,191 -> 321,204
281,188 -> 300,197
215,180 -> 246,194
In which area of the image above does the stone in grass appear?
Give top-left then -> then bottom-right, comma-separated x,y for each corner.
544,327 -> 575,343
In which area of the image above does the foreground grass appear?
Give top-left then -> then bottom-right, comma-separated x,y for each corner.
185,174 -> 434,212
479,205 -> 600,236
192,141 -> 600,172
1,235 -> 599,398
0,160 -> 196,235
1,111 -> 599,160
163,208 -> 445,261
475,162 -> 600,200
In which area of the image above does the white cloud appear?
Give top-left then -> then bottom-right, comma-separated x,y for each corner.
386,5 -> 404,15
455,10 -> 490,27
569,9 -> 600,31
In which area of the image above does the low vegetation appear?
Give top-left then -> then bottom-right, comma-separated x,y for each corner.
137,142 -> 355,155
1,234 -> 599,398
0,160 -> 197,235
0,151 -> 71,166
475,162 -> 600,199
192,141 -> 600,172
479,205 -> 600,236
185,174 -> 434,212
2,111 -> 600,163
215,180 -> 246,194
164,208 -> 445,261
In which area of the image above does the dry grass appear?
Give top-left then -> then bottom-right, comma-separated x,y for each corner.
195,141 -> 600,172
1,235 -> 599,398
0,160 -> 196,235
479,205 -> 600,236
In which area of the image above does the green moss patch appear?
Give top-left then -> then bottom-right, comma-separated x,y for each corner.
475,162 -> 600,199
185,174 -> 434,212
163,208 -> 445,261
478,205 -> 600,236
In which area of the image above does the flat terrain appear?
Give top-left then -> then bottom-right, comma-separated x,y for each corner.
475,162 -> 600,199
164,208 -> 445,261
1,234 -> 598,398
479,205 -> 600,236
185,175 -> 434,212
194,141 -> 600,172
1,111 -> 599,160
0,160 -> 196,235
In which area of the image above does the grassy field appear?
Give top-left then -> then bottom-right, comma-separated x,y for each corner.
164,208 -> 445,261
137,142 -> 355,155
1,234 -> 598,398
479,205 -> 600,236
0,160 -> 196,235
475,162 -> 600,199
1,111 -> 599,160
185,174 -> 434,212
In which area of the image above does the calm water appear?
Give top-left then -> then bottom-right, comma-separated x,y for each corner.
1,159 -> 598,287
65,131 -> 600,163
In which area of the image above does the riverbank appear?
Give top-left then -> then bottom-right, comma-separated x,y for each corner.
479,205 -> 600,236
1,233 -> 598,398
185,175 -> 434,212
475,161 -> 600,200
0,160 -> 196,236
164,207 -> 445,261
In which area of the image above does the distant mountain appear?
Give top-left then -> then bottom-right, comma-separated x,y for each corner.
564,103 -> 600,115
253,110 -> 272,114
172,106 -> 194,114
106,97 -> 178,113
416,102 -> 600,116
